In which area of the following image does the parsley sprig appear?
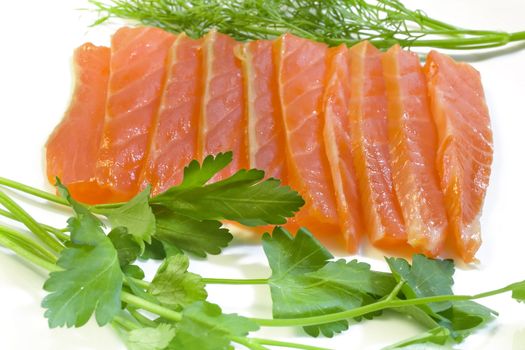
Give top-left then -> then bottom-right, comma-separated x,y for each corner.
0,153 -> 524,349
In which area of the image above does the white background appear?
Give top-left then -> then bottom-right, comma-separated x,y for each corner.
0,1 -> 524,349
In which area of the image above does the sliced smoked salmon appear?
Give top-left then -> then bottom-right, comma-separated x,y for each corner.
237,40 -> 286,180
274,33 -> 340,238
382,45 -> 448,256
45,43 -> 112,204
96,27 -> 176,202
322,45 -> 363,252
141,34 -> 203,195
348,41 -> 406,248
424,51 -> 493,262
199,30 -> 247,179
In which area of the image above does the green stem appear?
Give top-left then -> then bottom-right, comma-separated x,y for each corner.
250,337 -> 334,350
120,291 -> 182,322
510,30 -> 525,41
202,277 -> 269,285
0,225 -> 58,264
385,280 -> 404,301
0,177 -> 68,206
0,190 -> 64,252
0,208 -> 69,242
251,283 -> 518,327
112,314 -> 140,331
128,308 -> 157,327
231,336 -> 269,350
128,276 -> 269,291
0,177 -> 128,213
0,229 -> 60,273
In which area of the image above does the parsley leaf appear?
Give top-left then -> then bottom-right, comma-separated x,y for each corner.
154,207 -> 232,257
42,238 -> 122,327
387,255 -> 454,314
149,254 -> 207,310
103,187 -> 156,249
126,323 -> 176,350
108,227 -> 141,267
177,152 -> 232,188
43,182 -> 123,328
307,259 -> 397,297
150,154 -> 304,226
169,301 -> 259,349
56,180 -> 106,245
438,300 -> 496,342
387,255 -> 496,343
263,227 -> 383,337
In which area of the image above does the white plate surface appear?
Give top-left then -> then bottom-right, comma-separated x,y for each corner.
0,1 -> 525,349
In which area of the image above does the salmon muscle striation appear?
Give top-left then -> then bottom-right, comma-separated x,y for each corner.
45,43 -> 112,204
96,27 -> 176,202
382,45 -> 448,256
348,41 -> 406,248
322,45 -> 364,251
424,51 -> 493,262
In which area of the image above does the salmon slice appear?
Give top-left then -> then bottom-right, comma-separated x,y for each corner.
424,51 -> 493,262
45,43 -> 112,204
348,41 -> 406,248
237,40 -> 286,180
199,30 -> 247,179
382,45 -> 448,256
141,34 -> 203,195
322,45 -> 363,251
274,33 -> 340,237
96,27 -> 176,202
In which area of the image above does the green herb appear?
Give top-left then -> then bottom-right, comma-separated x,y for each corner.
0,155 -> 524,349
102,186 -> 156,250
43,184 -> 123,328
125,324 -> 176,350
153,208 -> 232,257
151,152 -> 304,226
148,255 -> 207,309
89,0 -> 525,50
262,227 -> 391,337
170,301 -> 259,349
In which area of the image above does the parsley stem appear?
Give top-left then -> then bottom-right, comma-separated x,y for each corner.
385,280 -> 405,301
120,291 -> 182,322
0,208 -> 69,242
0,227 -> 60,273
112,314 -> 140,331
231,336 -> 270,350
250,282 -> 520,327
202,277 -> 269,285
0,225 -> 58,264
0,190 -> 64,252
250,337 -> 334,350
0,177 -> 68,206
128,276 -> 269,290
128,308 -> 157,327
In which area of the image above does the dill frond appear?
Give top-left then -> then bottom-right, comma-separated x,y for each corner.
89,0 -> 525,50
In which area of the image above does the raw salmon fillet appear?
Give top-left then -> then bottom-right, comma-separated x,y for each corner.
424,51 -> 493,262
45,43 -> 112,204
274,33 -> 340,237
199,30 -> 247,179
322,45 -> 363,251
141,34 -> 203,195
96,27 -> 176,202
237,40 -> 286,180
382,45 -> 448,256
348,41 -> 406,247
